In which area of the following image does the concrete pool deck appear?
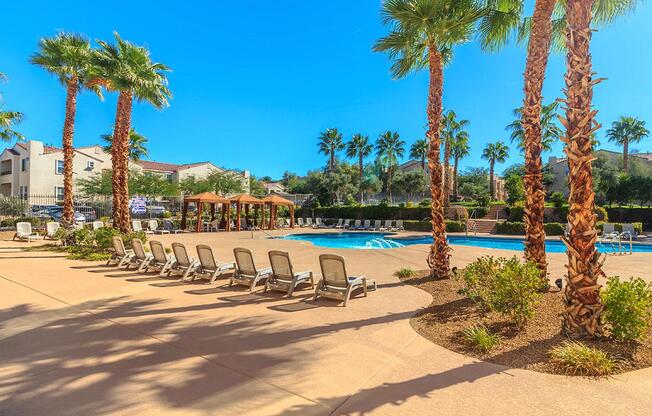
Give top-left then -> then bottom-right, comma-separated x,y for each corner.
1,228 -> 652,415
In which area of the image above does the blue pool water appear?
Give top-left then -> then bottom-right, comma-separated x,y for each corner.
280,232 -> 652,253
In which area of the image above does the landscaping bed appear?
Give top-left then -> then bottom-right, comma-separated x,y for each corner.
400,271 -> 652,376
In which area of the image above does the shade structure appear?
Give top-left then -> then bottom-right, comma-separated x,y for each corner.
262,195 -> 295,229
229,194 -> 265,231
181,192 -> 230,232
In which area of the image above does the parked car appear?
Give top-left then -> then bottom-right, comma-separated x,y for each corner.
146,205 -> 166,216
31,205 -> 59,218
49,207 -> 86,223
75,206 -> 97,221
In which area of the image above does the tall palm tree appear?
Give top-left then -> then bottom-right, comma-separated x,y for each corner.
318,128 -> 344,172
441,110 -> 469,206
375,131 -> 405,203
93,32 -> 171,233
101,128 -> 149,161
374,0 -> 484,279
480,0 -> 638,281
31,33 -> 101,226
606,116 -> 649,173
450,131 -> 470,201
410,139 -> 429,170
482,141 -> 509,200
505,101 -> 561,152
346,133 -> 373,202
0,111 -> 24,142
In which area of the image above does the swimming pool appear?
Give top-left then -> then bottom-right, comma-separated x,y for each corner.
280,232 -> 652,253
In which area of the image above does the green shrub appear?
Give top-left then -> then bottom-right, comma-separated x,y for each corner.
467,206 -> 489,219
0,197 -> 27,217
463,325 -> 500,352
601,276 -> 652,341
94,227 -> 121,250
549,192 -> 566,208
596,222 -> 643,234
507,205 -> 525,222
543,223 -> 566,236
122,230 -> 148,247
549,341 -> 617,376
605,207 -> 652,230
418,199 -> 431,207
496,221 -> 525,235
65,246 -> 112,261
595,206 -> 608,222
459,256 -> 543,324
401,220 -> 466,232
394,268 -> 415,278
12,216 -> 42,226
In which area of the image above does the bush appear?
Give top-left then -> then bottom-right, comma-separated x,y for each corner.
549,191 -> 566,208
11,216 -> 42,226
543,223 -> 566,236
394,268 -> 415,278
507,205 -> 525,222
122,231 -> 148,247
596,222 -> 643,234
402,220 -> 466,233
595,206 -> 608,222
601,276 -> 652,341
94,227 -> 121,250
463,325 -> 500,353
458,256 -> 544,324
0,197 -> 27,217
549,341 -> 617,377
418,199 -> 431,207
467,206 -> 489,219
605,207 -> 652,230
496,222 -> 525,235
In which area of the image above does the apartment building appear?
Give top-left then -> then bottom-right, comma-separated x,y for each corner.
0,140 -> 249,199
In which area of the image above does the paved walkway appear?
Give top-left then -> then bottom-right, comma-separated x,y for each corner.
1,229 -> 651,415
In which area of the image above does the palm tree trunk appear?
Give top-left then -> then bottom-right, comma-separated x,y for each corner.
522,0 -> 556,277
118,92 -> 134,233
61,79 -> 78,227
453,156 -> 460,201
560,0 -> 604,338
623,138 -> 629,172
111,93 -> 126,230
387,167 -> 392,203
330,151 -> 335,172
421,157 -> 425,171
443,139 -> 451,207
489,162 -> 495,200
426,47 -> 450,279
359,155 -> 364,203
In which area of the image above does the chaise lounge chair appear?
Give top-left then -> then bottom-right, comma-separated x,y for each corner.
13,222 -> 44,242
393,220 -> 404,231
265,250 -> 315,297
163,219 -> 183,234
381,220 -> 393,231
92,221 -> 104,230
129,238 -> 154,271
297,217 -> 305,227
45,221 -> 60,239
351,219 -> 362,230
167,242 -> 199,280
359,219 -> 371,231
149,219 -> 170,234
194,244 -> 236,283
132,220 -> 153,234
331,218 -> 344,229
620,223 -> 639,241
337,219 -> 350,229
314,254 -> 376,306
305,218 -> 313,227
371,220 -> 382,231
230,247 -> 273,291
145,240 -> 175,275
106,236 -> 134,267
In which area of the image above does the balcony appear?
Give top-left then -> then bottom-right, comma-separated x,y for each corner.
1,160 -> 12,176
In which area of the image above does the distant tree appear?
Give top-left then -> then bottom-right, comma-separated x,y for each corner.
441,110 -> 469,205
375,131 -> 405,203
450,131 -> 470,201
0,72 -> 24,143
346,133 -> 373,202
606,116 -> 649,173
131,171 -> 178,197
394,170 -> 428,202
457,167 -> 490,200
318,128 -> 344,171
505,102 -> 561,152
249,176 -> 266,196
482,141 -> 509,200
179,171 -> 244,196
409,139 -> 429,170
101,129 -> 148,161
360,174 -> 382,204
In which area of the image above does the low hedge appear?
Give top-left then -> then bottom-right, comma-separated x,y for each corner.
303,205 -> 469,221
605,208 -> 652,230
596,222 -> 643,234
402,220 -> 466,233
496,221 -> 642,236
507,206 -> 609,223
496,222 -> 526,235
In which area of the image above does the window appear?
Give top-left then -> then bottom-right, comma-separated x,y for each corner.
19,186 -> 28,199
166,173 -> 173,182
87,161 -> 95,170
21,158 -> 29,172
55,187 -> 65,201
55,160 -> 64,175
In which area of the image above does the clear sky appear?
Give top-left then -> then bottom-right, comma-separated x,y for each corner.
1,1 -> 650,179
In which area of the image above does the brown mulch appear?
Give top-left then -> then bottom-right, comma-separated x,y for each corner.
400,271 -> 652,376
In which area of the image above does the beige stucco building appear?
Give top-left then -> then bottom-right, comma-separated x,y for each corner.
0,140 -> 249,199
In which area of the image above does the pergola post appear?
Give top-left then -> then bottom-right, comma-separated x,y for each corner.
196,202 -> 203,233
210,203 -> 216,221
220,203 -> 226,230
236,203 -> 242,231
290,205 -> 295,228
226,202 -> 231,231
261,204 -> 266,229
181,201 -> 189,230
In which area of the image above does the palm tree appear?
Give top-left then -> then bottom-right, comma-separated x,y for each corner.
450,131 -> 470,201
93,32 -> 171,233
375,131 -> 405,203
505,102 -> 561,152
441,110 -> 470,206
606,116 -> 649,173
346,133 -> 373,202
410,139 -> 429,170
102,129 -> 149,161
318,128 -> 344,172
374,0 -> 484,279
0,111 -> 24,142
481,141 -> 509,200
31,33 -> 101,226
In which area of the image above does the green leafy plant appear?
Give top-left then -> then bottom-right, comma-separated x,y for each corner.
394,268 -> 415,278
601,276 -> 652,341
458,256 -> 543,324
463,325 -> 500,352
94,227 -> 121,250
549,341 -> 618,377
549,191 -> 566,208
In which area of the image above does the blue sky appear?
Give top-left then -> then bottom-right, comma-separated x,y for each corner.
1,1 -> 650,179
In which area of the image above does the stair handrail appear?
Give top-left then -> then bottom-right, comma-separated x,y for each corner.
466,208 -> 477,236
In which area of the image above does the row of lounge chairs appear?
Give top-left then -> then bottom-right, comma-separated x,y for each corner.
296,218 -> 405,232
13,219 -> 178,242
108,237 -> 376,306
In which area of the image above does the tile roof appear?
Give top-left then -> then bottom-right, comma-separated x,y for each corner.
135,160 -> 210,172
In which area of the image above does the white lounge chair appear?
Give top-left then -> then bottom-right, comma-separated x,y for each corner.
13,222 -> 44,242
230,247 -> 273,291
265,250 -> 315,297
297,217 -> 305,227
45,221 -> 61,239
371,220 -> 382,231
313,218 -> 325,228
194,244 -> 236,284
337,219 -> 350,229
314,254 -> 376,307
132,220 -> 152,234
129,238 -> 154,271
360,220 -> 371,231
92,221 -> 104,230
393,220 -> 404,231
149,219 -> 169,234
145,240 -> 175,275
331,218 -> 344,229
620,224 -> 639,241
163,219 -> 182,234
106,236 -> 134,267
167,242 -> 199,280
381,220 -> 393,231
351,219 -> 362,230
305,218 -> 313,227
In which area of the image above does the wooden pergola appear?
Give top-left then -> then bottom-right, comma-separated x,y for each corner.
181,192 -> 230,233
230,194 -> 265,231
262,194 -> 295,230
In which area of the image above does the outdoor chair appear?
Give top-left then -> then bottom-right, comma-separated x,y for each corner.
106,236 -> 134,267
149,219 -> 170,234
314,254 -> 376,307
297,217 -> 305,227
360,219 -> 371,231
230,247 -> 273,291
163,219 -> 182,234
132,220 -> 152,234
382,220 -> 393,231
371,220 -> 382,231
620,224 -> 639,241
266,250 -> 314,297
331,218 -> 344,229
194,244 -> 236,283
351,219 -> 362,230
305,218 -> 313,227
393,220 -> 404,231
128,238 -> 154,271
600,223 -> 619,241
92,221 -> 104,230
145,240 -> 175,275
13,222 -> 43,242
337,219 -> 350,229
45,221 -> 60,239
204,219 -> 219,232
167,242 -> 200,280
